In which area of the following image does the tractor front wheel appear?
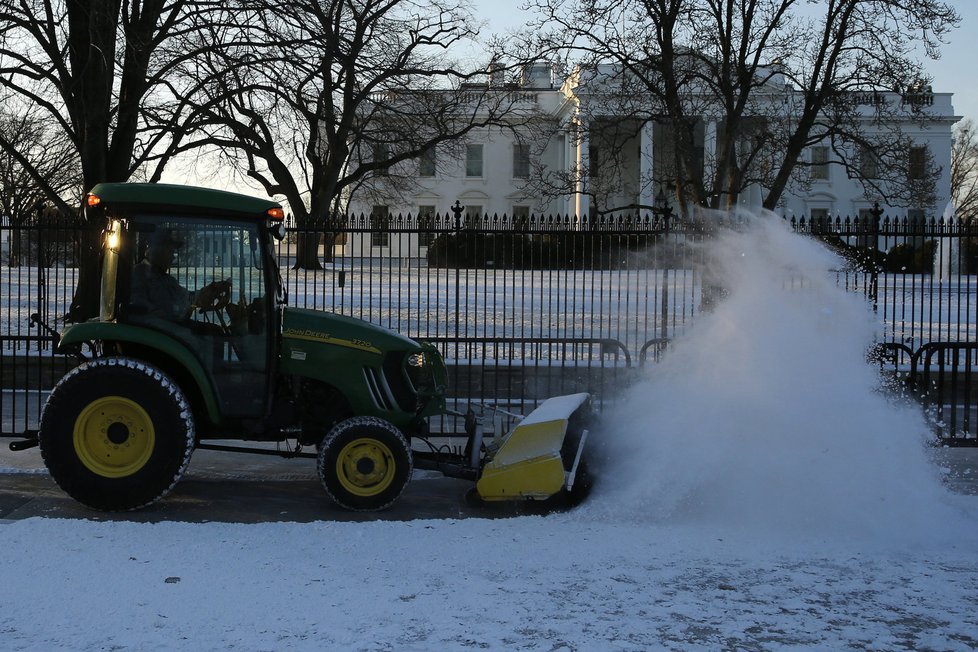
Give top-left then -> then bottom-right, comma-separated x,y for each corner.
317,417 -> 412,511
39,358 -> 195,510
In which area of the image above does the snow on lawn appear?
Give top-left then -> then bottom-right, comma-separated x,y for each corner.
2,211 -> 978,650
2,513 -> 978,650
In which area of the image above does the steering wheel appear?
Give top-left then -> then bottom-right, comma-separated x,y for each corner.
195,279 -> 232,314
226,295 -> 265,335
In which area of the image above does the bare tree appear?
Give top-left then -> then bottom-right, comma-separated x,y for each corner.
951,118 -> 978,223
519,0 -> 958,215
0,0 -> 223,320
0,108 -> 82,266
763,0 -> 955,212
177,0 -> 536,269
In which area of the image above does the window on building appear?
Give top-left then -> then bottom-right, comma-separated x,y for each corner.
465,204 -> 483,228
417,205 -> 436,247
859,146 -> 879,179
373,144 -> 390,176
512,205 -> 530,229
811,146 -> 829,180
908,146 -> 928,180
466,144 -> 483,178
513,143 -> 530,179
419,148 -> 436,177
371,205 -> 390,247
589,145 -> 600,181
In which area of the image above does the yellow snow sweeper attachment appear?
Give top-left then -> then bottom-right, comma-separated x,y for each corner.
414,393 -> 591,503
410,392 -> 594,507
472,393 -> 592,503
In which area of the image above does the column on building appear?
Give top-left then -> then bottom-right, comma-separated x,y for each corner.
703,118 -> 717,203
639,119 -> 655,213
562,130 -> 574,217
574,118 -> 590,223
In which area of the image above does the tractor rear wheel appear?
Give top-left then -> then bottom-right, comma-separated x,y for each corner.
39,358 -> 195,510
317,417 -> 412,511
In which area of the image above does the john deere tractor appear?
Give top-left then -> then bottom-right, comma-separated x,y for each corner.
22,183 -> 591,511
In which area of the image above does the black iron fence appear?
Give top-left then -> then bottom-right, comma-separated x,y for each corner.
2,209 -> 976,442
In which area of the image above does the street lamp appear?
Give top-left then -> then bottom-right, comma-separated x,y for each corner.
654,186 -> 672,339
653,187 -> 673,229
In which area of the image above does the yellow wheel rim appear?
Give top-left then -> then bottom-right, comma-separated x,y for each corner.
335,438 -> 396,497
73,396 -> 155,478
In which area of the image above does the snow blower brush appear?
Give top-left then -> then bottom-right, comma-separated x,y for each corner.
412,392 -> 594,507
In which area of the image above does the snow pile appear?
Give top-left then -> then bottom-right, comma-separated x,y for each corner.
590,210 -> 961,542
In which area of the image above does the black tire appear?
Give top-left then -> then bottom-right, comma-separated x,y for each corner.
39,357 -> 196,511
317,417 -> 412,511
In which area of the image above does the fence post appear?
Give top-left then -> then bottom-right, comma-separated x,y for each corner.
35,207 -> 48,340
870,202 -> 882,312
451,201 -> 464,342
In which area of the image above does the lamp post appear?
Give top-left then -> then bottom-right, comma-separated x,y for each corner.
653,187 -> 672,339
451,200 -> 464,231
654,187 -> 673,232
450,199 -> 465,343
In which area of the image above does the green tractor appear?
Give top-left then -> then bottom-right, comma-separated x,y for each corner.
20,183 -> 591,511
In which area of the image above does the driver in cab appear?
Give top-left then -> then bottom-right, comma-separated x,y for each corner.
129,228 -> 228,323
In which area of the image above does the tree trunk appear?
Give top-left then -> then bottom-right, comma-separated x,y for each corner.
63,0 -> 122,323
763,125 -> 814,211
322,232 -> 337,264
67,228 -> 102,322
292,232 -> 324,270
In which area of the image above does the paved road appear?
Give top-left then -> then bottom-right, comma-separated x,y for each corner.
0,442 -> 538,523
2,439 -> 976,523
0,390 -> 550,522
934,446 -> 978,495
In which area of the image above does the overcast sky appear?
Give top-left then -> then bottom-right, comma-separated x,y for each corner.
925,2 -> 978,123
471,0 -> 978,124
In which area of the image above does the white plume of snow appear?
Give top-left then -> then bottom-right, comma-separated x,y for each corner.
588,209 -> 966,544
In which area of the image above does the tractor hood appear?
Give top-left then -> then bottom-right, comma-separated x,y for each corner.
281,307 -> 421,355
280,307 -> 447,421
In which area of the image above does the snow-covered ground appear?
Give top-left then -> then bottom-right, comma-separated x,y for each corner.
1,512 -> 977,650
2,212 -> 978,650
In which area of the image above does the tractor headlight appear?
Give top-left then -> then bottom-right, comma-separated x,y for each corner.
407,352 -> 425,368
106,219 -> 121,252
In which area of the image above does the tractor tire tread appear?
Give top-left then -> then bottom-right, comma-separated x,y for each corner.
39,357 -> 195,511
317,416 -> 412,512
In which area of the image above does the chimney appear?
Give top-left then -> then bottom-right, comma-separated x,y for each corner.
521,62 -> 553,89
489,61 -> 505,88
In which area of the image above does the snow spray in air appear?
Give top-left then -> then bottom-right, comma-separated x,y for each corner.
586,209 -> 965,541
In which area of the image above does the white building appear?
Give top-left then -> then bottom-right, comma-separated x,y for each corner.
347,63 -> 959,257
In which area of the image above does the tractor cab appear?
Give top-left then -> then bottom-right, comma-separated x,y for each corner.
86,183 -> 286,421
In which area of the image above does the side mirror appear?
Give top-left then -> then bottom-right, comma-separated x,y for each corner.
270,223 -> 286,241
